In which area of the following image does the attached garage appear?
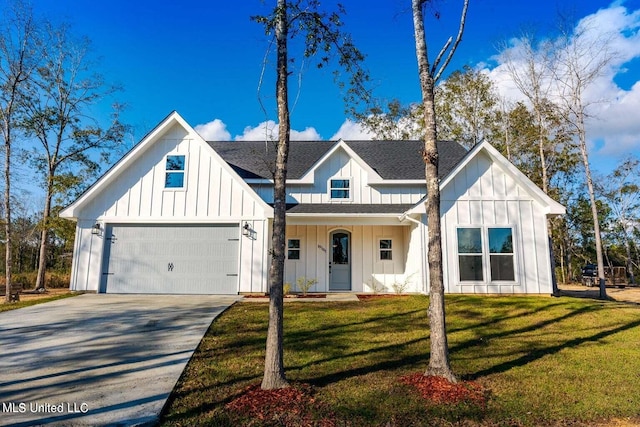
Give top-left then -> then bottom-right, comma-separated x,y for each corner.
100,224 -> 240,294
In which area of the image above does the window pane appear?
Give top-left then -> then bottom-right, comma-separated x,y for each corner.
489,228 -> 513,253
330,189 -> 350,199
379,239 -> 392,249
490,254 -> 515,281
380,250 -> 392,260
332,233 -> 349,264
288,250 -> 300,260
166,155 -> 185,171
165,172 -> 184,188
331,179 -> 349,189
288,239 -> 300,249
457,228 -> 482,253
459,255 -> 483,281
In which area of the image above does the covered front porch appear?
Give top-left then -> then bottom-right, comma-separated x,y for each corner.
282,206 -> 426,293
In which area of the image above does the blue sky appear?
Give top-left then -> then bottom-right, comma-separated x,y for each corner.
31,0 -> 640,174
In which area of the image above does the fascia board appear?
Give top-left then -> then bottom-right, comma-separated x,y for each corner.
297,139 -> 384,184
60,111 -> 184,218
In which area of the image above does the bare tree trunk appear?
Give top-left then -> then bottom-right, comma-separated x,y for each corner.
4,137 -> 12,302
412,0 -> 458,383
261,0 -> 289,390
625,237 -> 635,285
35,182 -> 53,291
578,125 -> 606,299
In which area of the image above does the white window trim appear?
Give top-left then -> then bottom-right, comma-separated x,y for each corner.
455,225 -> 518,284
163,153 -> 188,192
328,177 -> 353,201
287,237 -> 302,261
378,238 -> 393,261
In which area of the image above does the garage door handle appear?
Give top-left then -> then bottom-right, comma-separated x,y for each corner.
226,274 -> 238,276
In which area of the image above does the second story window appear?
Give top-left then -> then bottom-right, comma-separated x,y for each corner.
165,155 -> 186,189
329,178 -> 350,200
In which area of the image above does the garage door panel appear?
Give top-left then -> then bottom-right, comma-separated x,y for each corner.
101,224 -> 239,294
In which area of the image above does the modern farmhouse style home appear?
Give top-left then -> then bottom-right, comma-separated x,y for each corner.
60,111 -> 565,295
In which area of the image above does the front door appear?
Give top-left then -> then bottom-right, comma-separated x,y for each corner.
330,230 -> 351,291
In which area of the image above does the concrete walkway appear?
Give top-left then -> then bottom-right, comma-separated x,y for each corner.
0,294 -> 240,426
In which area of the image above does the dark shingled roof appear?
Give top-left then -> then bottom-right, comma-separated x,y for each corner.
208,140 -> 467,181
284,203 -> 414,214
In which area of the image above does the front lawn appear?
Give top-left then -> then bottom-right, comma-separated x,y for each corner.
0,290 -> 76,312
162,295 -> 640,426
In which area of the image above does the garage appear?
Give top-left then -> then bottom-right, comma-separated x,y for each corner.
100,224 -> 240,294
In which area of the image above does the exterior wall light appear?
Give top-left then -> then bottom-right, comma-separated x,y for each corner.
92,223 -> 103,236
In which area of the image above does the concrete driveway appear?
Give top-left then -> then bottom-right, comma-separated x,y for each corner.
0,294 -> 240,426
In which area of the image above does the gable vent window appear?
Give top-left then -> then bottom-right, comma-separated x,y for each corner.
329,178 -> 350,199
165,155 -> 186,189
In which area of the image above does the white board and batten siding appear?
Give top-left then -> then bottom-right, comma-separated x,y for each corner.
440,151 -> 554,294
254,146 -> 426,205
284,224 -> 413,293
67,121 -> 269,295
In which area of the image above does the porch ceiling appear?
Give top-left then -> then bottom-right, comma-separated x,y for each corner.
284,203 -> 414,225
285,203 -> 414,214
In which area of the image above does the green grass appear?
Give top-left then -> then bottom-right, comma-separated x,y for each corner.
0,292 -> 77,312
162,295 -> 640,426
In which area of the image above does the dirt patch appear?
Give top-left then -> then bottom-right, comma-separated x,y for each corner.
558,284 -> 640,304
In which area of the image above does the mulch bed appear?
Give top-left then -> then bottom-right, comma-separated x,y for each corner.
225,375 -> 489,425
400,373 -> 490,407
243,294 -> 327,299
357,294 -> 408,301
225,383 -> 336,426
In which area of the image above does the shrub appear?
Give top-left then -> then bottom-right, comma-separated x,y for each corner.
0,271 -> 70,289
295,277 -> 318,296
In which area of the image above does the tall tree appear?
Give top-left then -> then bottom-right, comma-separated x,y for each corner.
412,0 -> 469,382
254,0 -> 368,390
553,19 -> 616,299
22,21 -> 127,291
356,99 -> 424,140
597,157 -> 640,285
0,0 -> 37,301
499,32 -> 555,195
435,65 -> 498,148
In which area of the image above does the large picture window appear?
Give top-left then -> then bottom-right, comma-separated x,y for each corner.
457,228 -> 484,281
488,228 -> 515,281
165,154 -> 186,189
457,227 -> 515,282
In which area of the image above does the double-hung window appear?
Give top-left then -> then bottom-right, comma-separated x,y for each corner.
329,178 -> 350,200
379,239 -> 393,260
165,154 -> 186,189
287,239 -> 301,260
457,227 -> 515,282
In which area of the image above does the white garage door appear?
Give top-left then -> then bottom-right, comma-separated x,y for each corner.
100,224 -> 239,294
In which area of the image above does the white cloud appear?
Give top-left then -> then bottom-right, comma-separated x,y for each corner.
234,120 -> 322,141
484,2 -> 640,163
330,119 -> 374,140
194,119 -> 231,141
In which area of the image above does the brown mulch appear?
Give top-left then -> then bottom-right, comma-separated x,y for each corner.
225,383 -> 336,426
400,373 -> 489,408
357,294 -> 408,301
225,375 -> 490,426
